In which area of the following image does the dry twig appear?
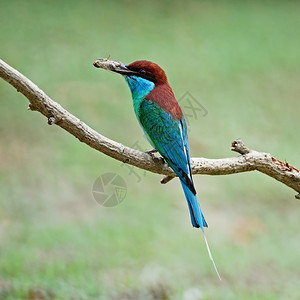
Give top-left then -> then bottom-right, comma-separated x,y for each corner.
1,59 -> 299,199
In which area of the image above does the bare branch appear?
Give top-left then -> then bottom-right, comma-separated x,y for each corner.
1,59 -> 299,198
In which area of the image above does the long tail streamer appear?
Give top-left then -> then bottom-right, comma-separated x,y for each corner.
202,231 -> 222,280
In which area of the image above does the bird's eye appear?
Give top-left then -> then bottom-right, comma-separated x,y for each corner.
140,69 -> 146,75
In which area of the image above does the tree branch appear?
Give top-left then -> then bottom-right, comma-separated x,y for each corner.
1,59 -> 299,198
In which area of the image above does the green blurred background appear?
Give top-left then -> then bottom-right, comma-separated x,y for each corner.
1,0 -> 299,299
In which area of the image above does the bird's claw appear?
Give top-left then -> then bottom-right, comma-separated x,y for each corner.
145,149 -> 165,164
145,148 -> 157,159
145,148 -> 157,154
159,157 -> 165,164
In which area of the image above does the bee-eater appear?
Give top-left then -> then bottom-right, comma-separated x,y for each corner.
94,58 -> 220,279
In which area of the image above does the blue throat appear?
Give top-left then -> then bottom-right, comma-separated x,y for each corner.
124,75 -> 155,101
124,75 -> 156,146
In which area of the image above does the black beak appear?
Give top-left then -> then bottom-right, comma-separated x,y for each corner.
93,58 -> 139,76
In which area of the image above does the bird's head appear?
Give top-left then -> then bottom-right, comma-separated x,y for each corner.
94,58 -> 181,119
93,58 -> 167,85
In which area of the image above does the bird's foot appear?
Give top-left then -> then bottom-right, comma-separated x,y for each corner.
159,157 -> 165,164
145,148 -> 158,155
145,148 -> 158,160
145,149 -> 165,164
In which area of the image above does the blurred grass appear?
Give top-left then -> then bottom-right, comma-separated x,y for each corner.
0,0 -> 300,299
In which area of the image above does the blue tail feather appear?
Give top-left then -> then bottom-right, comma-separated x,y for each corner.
180,180 -> 208,230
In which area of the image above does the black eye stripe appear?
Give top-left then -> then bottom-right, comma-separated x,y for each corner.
127,68 -> 157,83
142,72 -> 157,83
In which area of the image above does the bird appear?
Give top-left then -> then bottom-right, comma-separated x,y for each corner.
94,58 -> 221,279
